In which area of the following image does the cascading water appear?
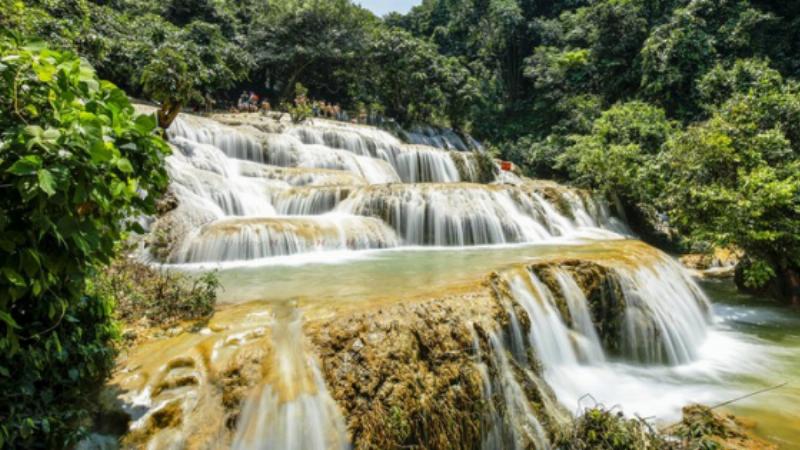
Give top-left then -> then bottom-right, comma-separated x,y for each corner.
272,187 -> 353,215
335,184 -> 622,246
169,115 -> 266,163
285,121 -> 467,183
471,326 -> 552,450
148,111 -> 626,262
483,249 -> 715,431
404,125 -> 481,152
173,215 -> 399,263
502,254 -> 711,370
551,269 -> 605,364
232,307 -> 350,450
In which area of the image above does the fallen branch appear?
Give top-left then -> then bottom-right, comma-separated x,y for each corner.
708,382 -> 787,410
661,381 -> 788,432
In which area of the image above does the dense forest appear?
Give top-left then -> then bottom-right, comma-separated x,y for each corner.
1,0 -> 799,447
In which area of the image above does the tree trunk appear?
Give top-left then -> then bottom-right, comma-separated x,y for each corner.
782,266 -> 800,308
157,100 -> 182,133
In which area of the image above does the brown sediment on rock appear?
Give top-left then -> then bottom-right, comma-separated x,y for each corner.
305,285 -> 505,450
505,259 -> 628,356
680,247 -> 742,271
681,247 -> 742,280
670,404 -> 777,450
110,269 -> 572,449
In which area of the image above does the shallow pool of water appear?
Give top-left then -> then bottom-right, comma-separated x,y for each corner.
208,238 -> 657,305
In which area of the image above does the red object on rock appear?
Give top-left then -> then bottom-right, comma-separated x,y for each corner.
500,161 -> 512,171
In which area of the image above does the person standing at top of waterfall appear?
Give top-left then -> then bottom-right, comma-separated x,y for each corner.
249,92 -> 259,112
260,99 -> 271,114
237,91 -> 247,111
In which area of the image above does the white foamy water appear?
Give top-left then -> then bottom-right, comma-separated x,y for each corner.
232,309 -> 349,450
148,112 -> 628,263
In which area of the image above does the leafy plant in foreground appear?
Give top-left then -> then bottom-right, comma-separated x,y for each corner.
0,34 -> 169,447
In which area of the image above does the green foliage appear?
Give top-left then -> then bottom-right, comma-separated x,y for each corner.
93,257 -> 218,336
0,35 -> 170,447
247,0 -> 376,101
560,101 -> 675,202
660,71 -> 800,290
2,0 -> 252,116
563,59 -> 800,301
141,46 -> 197,128
286,82 -> 312,123
357,26 -> 480,126
672,405 -> 730,450
640,0 -> 773,117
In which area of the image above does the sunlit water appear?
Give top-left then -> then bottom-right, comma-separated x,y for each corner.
189,243 -> 800,447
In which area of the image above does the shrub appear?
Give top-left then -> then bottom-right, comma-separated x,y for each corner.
93,256 -> 218,341
566,406 -> 668,450
286,82 -> 312,123
0,34 -> 169,447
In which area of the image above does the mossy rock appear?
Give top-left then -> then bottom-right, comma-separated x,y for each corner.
527,260 -> 627,356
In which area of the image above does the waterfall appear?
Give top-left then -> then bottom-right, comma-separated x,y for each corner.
471,327 -> 551,450
335,184 -> 619,246
232,308 -> 349,450
617,255 -> 711,365
286,121 -> 464,183
168,138 -> 278,217
237,161 -> 368,188
149,111 -> 628,264
404,126 -> 480,152
500,255 -> 710,371
508,272 -> 582,367
169,116 -> 265,163
551,269 -> 606,364
129,108 -> 740,450
262,135 -> 401,184
273,187 -> 353,215
173,215 -> 399,263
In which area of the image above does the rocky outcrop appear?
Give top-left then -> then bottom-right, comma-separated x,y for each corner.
681,247 -> 741,279
528,260 -> 627,355
308,287 -> 502,449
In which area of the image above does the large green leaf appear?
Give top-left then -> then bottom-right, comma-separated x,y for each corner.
7,155 -> 42,175
37,169 -> 56,196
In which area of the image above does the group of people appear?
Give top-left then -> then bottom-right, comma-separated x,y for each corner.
235,91 -> 270,113
225,91 -> 387,126
310,101 -> 387,126
310,101 -> 348,122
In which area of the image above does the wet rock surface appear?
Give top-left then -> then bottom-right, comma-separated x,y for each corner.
307,287 -> 503,450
